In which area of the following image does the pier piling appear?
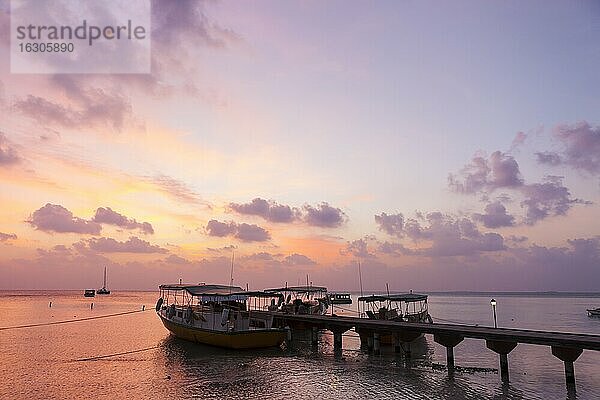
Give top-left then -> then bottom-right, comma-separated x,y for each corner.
486,340 -> 517,383
311,327 -> 319,346
394,334 -> 401,353
333,330 -> 343,351
551,346 -> 583,389
434,333 -> 464,374
373,332 -> 380,355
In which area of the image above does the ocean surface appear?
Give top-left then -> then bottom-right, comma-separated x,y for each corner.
1,291 -> 599,399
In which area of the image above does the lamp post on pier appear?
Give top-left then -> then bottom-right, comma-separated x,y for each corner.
490,298 -> 497,328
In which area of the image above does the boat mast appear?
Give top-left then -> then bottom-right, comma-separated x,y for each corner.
103,266 -> 107,288
358,261 -> 363,316
229,251 -> 235,294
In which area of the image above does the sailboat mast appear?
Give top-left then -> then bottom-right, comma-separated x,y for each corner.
104,266 -> 107,287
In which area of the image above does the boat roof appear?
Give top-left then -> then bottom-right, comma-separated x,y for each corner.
358,293 -> 428,303
159,284 -> 244,296
266,285 -> 327,293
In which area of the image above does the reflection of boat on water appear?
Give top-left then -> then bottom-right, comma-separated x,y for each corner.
84,289 -> 95,297
97,266 -> 110,295
587,308 -> 600,317
266,285 -> 329,315
156,284 -> 287,349
357,292 -> 433,345
328,292 -> 352,305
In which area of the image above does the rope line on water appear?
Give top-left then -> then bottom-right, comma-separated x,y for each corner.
0,308 -> 149,331
73,345 -> 160,362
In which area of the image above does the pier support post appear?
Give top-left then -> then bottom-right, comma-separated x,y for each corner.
373,332 -> 380,355
486,340 -> 517,383
434,333 -> 464,374
367,335 -> 374,352
333,331 -> 343,351
551,346 -> 583,391
397,330 -> 421,359
311,327 -> 319,346
394,334 -> 401,353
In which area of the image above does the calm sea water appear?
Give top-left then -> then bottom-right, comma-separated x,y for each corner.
1,291 -> 599,399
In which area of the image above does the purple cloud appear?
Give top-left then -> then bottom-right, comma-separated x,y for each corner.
0,232 -> 17,242
303,202 -> 346,228
283,253 -> 317,266
229,198 -> 297,223
235,223 -> 271,242
507,235 -> 528,244
206,220 -> 237,237
206,244 -> 237,253
374,212 -> 405,237
535,151 -> 562,166
377,241 -> 411,256
164,254 -> 191,265
473,201 -> 515,228
449,151 -> 523,194
520,176 -> 588,225
205,220 -> 270,242
93,207 -> 154,234
509,131 -> 527,152
152,0 -> 240,49
28,204 -> 101,235
0,133 -> 20,165
14,75 -> 131,131
373,211 -> 506,257
243,252 -> 276,262
342,237 -> 376,258
554,122 -> 600,174
84,236 -> 167,253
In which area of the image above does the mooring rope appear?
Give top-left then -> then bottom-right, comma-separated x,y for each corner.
0,308 -> 149,331
73,345 -> 160,362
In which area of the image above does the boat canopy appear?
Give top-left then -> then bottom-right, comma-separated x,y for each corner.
159,284 -> 244,296
266,285 -> 327,293
358,293 -> 428,303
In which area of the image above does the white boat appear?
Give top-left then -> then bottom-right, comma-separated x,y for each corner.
266,285 -> 329,315
357,292 -> 433,345
358,292 -> 433,323
328,292 -> 352,305
587,308 -> 600,317
156,284 -> 287,349
97,266 -> 110,295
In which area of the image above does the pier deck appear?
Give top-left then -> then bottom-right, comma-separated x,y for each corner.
272,313 -> 600,390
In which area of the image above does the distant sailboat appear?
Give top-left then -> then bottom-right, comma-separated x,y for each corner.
97,266 -> 111,295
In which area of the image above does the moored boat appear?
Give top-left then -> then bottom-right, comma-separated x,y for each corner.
328,292 -> 352,305
356,292 -> 433,345
97,266 -> 110,295
266,285 -> 329,315
587,308 -> 600,318
156,284 -> 287,349
84,289 -> 95,297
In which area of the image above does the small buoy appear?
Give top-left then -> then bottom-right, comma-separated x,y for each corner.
166,375 -> 171,380
49,301 -> 52,308
91,303 -> 94,310
142,305 -> 145,311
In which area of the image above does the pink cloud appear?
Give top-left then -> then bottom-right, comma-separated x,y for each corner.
93,207 -> 154,234
28,204 -> 101,235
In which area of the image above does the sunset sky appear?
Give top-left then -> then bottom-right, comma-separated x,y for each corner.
1,1 -> 599,291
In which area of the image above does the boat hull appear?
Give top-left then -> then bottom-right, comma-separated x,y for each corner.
158,314 -> 286,349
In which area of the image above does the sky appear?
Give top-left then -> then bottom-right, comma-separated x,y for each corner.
0,0 -> 599,291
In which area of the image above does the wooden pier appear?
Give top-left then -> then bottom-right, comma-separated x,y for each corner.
272,313 -> 600,390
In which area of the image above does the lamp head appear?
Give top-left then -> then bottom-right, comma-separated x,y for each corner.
490,298 -> 497,307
